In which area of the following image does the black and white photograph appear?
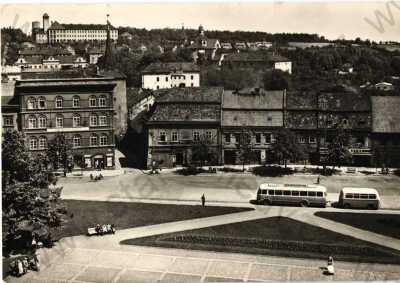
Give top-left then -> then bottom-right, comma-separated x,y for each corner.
1,1 -> 400,282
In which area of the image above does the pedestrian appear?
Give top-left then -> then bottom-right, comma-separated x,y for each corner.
90,173 -> 93,181
316,175 -> 320,184
201,193 -> 205,207
17,259 -> 24,276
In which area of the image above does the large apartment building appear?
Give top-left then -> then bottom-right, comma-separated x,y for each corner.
16,78 -> 117,169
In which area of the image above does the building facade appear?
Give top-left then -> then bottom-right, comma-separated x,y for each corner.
141,62 -> 200,90
188,25 -> 221,62
147,87 -> 223,168
221,89 -> 284,164
15,78 -> 117,169
48,21 -> 118,43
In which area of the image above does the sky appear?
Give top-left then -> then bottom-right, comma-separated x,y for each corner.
0,1 -> 399,42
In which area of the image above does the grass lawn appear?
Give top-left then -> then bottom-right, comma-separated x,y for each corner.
52,200 -> 252,240
315,212 -> 400,240
121,216 -> 400,264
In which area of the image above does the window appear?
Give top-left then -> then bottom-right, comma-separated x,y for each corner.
309,136 -> 317,144
319,100 -> 328,110
345,193 -> 353,198
268,190 -> 275,195
191,83 -> 194,87
193,131 -> 200,141
206,131 -> 212,141
99,115 -> 107,126
55,96 -> 63,108
267,116 -> 272,122
38,115 -> 47,128
368,194 -> 377,199
29,137 -> 38,150
89,96 -> 97,107
191,75 -> 194,80
56,115 -> 63,128
90,115 -> 98,126
255,133 -> 261,144
28,116 -> 37,129
234,134 -> 240,144
360,194 -> 369,199
159,131 -> 166,142
225,134 -> 231,143
99,134 -> 108,146
316,192 -> 323,197
3,115 -> 13,126
265,133 -> 272,144
342,119 -> 348,126
99,96 -> 106,107
165,77 -> 168,82
300,191 -> 307,196
275,190 -> 282,196
27,97 -> 36,109
73,135 -> 81,147
171,131 -> 178,142
156,77 -> 160,82
292,191 -> 300,196
283,190 -> 291,196
299,136 -> 306,144
73,96 -> 80,108
39,136 -> 47,149
156,86 -> 160,90
73,114 -> 81,127
308,191 -> 316,197
38,97 -> 46,109
353,193 -> 360,199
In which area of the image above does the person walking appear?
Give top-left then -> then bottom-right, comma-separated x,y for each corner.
316,175 -> 320,184
201,193 -> 205,207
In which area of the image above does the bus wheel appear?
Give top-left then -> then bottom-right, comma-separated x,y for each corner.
344,203 -> 351,209
300,201 -> 308,207
264,199 -> 272,206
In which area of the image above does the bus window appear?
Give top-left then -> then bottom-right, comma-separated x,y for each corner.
368,194 -> 376,199
316,192 -> 323,197
292,191 -> 300,196
283,190 -> 291,196
268,190 -> 275,195
300,191 -> 307,196
275,190 -> 282,196
345,193 -> 353,198
308,191 -> 316,197
353,194 -> 360,199
260,189 -> 267,194
360,194 -> 368,199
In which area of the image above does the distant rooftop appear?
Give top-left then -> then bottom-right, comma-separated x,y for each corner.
223,52 -> 290,63
48,21 -> 117,30
142,62 -> 200,74
223,89 -> 284,109
154,87 -> 223,103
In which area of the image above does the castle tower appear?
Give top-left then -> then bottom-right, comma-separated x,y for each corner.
43,13 -> 50,32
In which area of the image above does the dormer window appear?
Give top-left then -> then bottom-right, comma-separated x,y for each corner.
201,40 -> 207,47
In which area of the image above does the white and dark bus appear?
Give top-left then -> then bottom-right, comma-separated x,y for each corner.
256,183 -> 328,207
338,187 -> 380,209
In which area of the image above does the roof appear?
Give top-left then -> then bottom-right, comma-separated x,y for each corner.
154,87 -> 223,103
142,62 -> 200,74
189,38 -> 220,50
286,91 -> 317,110
19,48 -> 72,56
259,183 -> 327,191
48,21 -> 117,30
318,92 -> 370,112
222,110 -> 283,127
126,88 -> 154,107
371,96 -> 400,133
222,89 -> 284,109
341,187 -> 378,195
223,52 -> 290,63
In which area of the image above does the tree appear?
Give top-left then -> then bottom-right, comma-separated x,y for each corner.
2,130 -> 67,254
326,128 -> 352,169
236,129 -> 256,171
270,128 -> 306,168
191,134 -> 215,167
263,70 -> 289,90
47,134 -> 73,173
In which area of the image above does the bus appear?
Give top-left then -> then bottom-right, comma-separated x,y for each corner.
338,187 -> 380,209
256,183 -> 328,207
